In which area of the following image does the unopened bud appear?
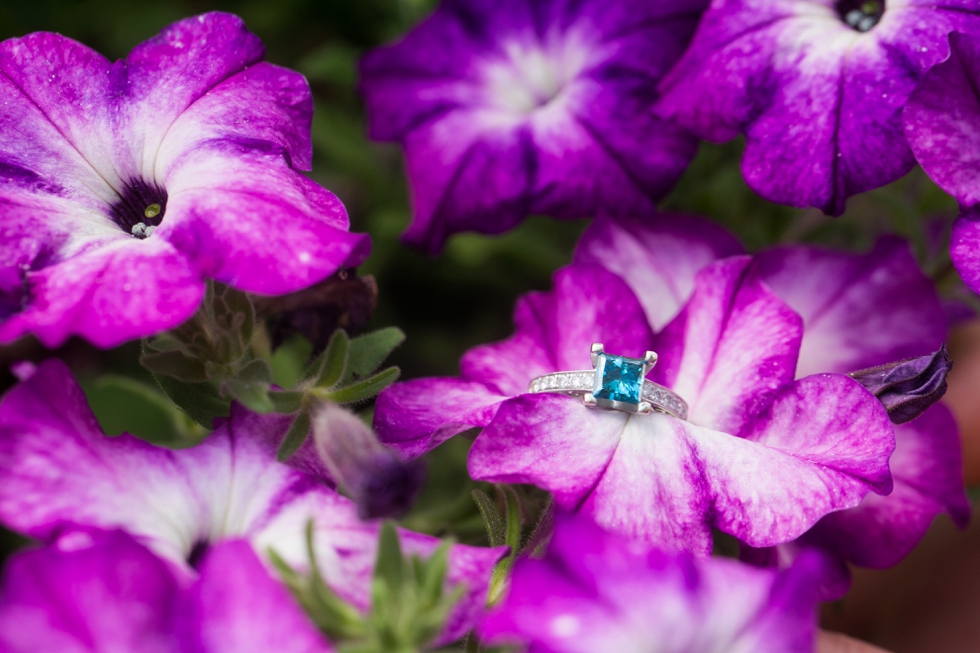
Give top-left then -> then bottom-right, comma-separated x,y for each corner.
311,401 -> 424,520
848,345 -> 952,424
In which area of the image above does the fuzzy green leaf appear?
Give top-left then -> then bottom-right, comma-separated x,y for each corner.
321,367 -> 400,405
152,373 -> 230,428
139,349 -> 209,382
471,489 -> 506,548
311,329 -> 350,389
341,328 -> 405,386
224,359 -> 274,413
276,411 -> 311,462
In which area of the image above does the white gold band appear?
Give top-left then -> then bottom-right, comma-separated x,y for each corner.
528,370 -> 688,420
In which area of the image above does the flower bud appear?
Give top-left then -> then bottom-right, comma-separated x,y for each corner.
848,345 -> 952,424
311,401 -> 424,520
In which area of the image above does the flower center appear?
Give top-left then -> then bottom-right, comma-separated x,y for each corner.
108,179 -> 168,239
483,37 -> 589,115
836,0 -> 884,32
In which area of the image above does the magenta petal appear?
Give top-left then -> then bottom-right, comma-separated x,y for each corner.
374,378 -> 506,458
480,513 -> 819,653
0,528 -> 181,653
756,238 -> 946,377
163,147 -> 368,295
654,257 -> 802,435
951,209 -> 980,294
184,541 -> 334,653
0,237 -> 204,348
469,394 -> 624,509
807,403 -> 969,568
574,213 -> 744,331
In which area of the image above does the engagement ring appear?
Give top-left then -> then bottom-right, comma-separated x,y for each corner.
528,343 -> 688,419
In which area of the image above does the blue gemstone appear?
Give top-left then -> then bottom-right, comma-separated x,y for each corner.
593,353 -> 644,404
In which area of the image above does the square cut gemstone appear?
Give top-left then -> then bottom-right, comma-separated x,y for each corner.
593,353 -> 644,404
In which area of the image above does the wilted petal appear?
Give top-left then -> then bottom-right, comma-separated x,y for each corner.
848,346 -> 952,424
573,213 -> 744,331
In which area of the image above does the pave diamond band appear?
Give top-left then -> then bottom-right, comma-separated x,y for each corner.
527,344 -> 688,419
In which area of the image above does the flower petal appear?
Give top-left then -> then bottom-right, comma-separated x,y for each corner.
185,540 -> 334,653
806,403 -> 969,568
756,238 -> 945,377
906,30 -> 980,209
0,236 -> 204,348
374,378 -> 506,459
163,145 -> 368,295
574,213 -> 744,331
468,394 -> 625,509
581,374 -> 893,553
0,528 -> 182,653
653,257 -> 802,435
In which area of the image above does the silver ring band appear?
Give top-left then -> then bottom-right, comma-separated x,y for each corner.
528,370 -> 688,420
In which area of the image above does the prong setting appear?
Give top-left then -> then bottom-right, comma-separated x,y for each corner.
584,392 -> 597,407
642,351 -> 658,375
590,342 -> 604,367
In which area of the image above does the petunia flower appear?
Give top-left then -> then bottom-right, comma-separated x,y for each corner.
0,527 -> 334,653
479,512 -> 820,653
657,0 -> 980,215
577,215 -> 969,596
0,359 -> 500,645
375,213 -> 895,555
905,31 -> 980,296
0,12 -> 369,348
359,0 -> 706,253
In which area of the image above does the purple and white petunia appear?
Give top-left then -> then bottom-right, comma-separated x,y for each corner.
359,0 -> 706,253
905,31 -> 980,297
576,216 -> 969,596
375,213 -> 896,556
0,359 -> 501,644
0,528 -> 333,653
479,513 -> 820,653
657,0 -> 980,215
0,12 -> 369,348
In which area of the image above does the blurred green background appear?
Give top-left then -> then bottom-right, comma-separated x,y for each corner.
0,0 -> 967,559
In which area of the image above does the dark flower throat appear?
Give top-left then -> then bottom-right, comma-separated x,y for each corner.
108,178 -> 168,239
836,0 -> 884,32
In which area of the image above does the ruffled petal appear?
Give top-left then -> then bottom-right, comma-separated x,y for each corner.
756,238 -> 945,377
162,144 -> 368,295
653,257 -> 802,435
806,403 -> 969,569
581,374 -> 893,554
468,394 -> 625,509
0,236 -> 204,348
574,213 -> 744,331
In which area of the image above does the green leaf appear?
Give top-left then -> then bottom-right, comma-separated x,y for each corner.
270,334 -> 315,389
320,367 -> 400,405
373,521 -> 404,595
139,348 -> 209,382
82,375 -> 208,448
310,329 -> 350,389
212,283 -> 255,361
224,358 -> 274,413
471,489 -> 506,548
341,328 -> 405,386
419,541 -> 451,608
268,390 -> 305,414
276,411 -> 311,462
152,373 -> 230,428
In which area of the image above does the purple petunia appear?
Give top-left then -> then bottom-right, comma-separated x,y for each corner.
374,213 -> 898,556
479,513 -> 820,653
0,359 -> 501,645
657,0 -> 980,215
0,528 -> 333,653
905,31 -> 980,297
0,12 -> 369,348
359,0 -> 706,253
